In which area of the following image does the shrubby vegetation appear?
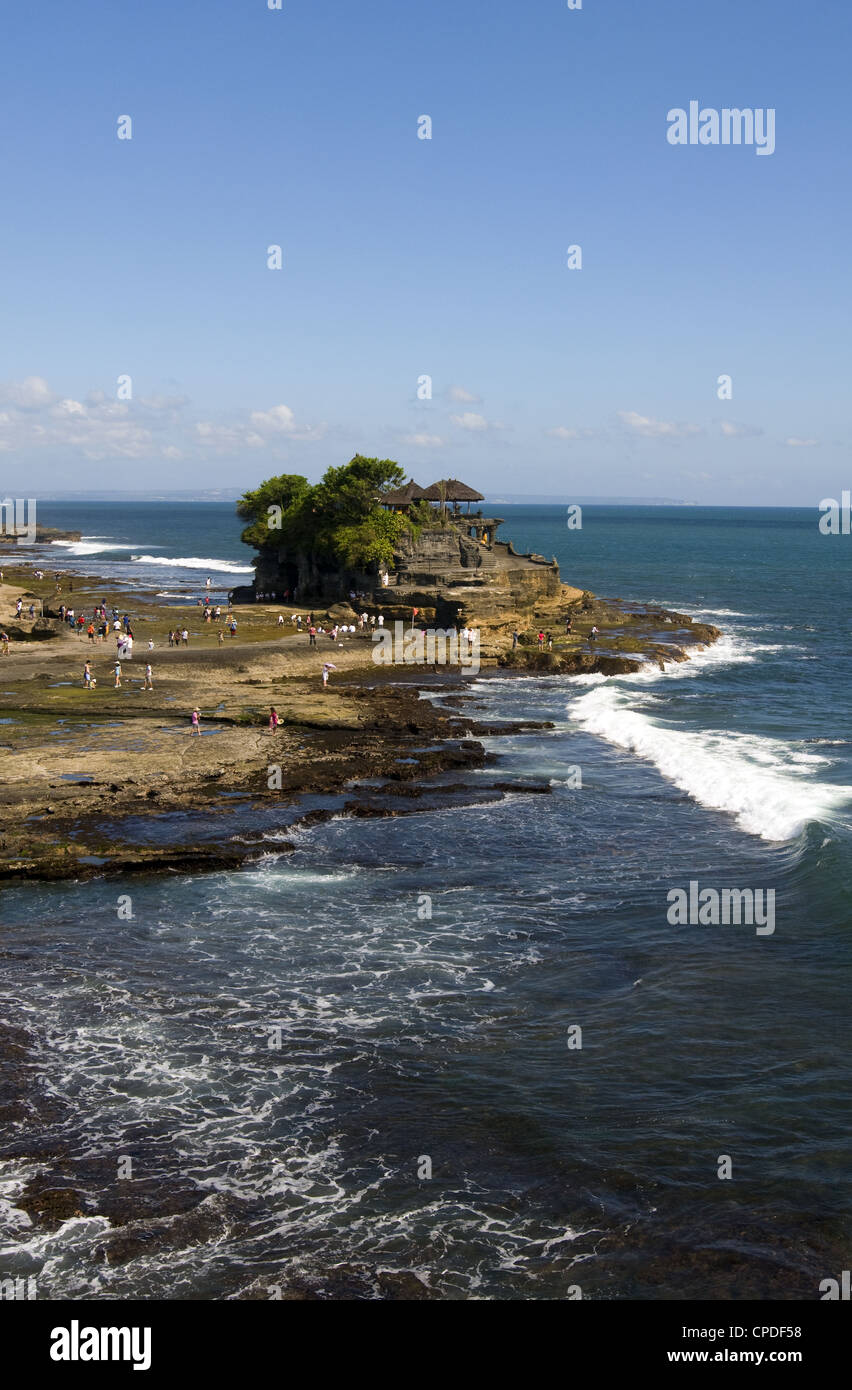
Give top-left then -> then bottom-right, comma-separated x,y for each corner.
237,456 -> 420,572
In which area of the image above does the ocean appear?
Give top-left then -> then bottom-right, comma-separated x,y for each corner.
1,502 -> 850,1299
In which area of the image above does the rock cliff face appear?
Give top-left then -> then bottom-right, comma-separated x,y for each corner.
388,526 -> 562,624
237,520 -> 564,625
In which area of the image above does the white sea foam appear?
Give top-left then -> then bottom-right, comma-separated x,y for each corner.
569,680 -> 852,840
131,555 -> 254,574
682,607 -> 753,618
49,540 -> 139,556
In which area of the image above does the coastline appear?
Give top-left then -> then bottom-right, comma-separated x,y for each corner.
0,556 -> 721,882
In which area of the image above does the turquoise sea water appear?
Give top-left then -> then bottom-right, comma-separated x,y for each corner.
0,503 -> 849,1299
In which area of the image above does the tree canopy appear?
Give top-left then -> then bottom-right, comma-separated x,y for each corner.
237,456 -> 416,571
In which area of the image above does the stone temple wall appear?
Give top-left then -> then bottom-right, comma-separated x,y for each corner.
239,524 -> 560,612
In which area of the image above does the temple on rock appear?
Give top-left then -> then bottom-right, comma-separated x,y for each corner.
239,473 -> 563,626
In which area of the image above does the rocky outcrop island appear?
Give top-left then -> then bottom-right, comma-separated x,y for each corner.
235,455 -> 720,672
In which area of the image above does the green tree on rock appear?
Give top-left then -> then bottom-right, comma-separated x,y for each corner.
237,456 -> 415,572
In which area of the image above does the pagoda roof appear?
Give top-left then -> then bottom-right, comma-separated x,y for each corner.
421,478 -> 485,502
380,479 -> 430,505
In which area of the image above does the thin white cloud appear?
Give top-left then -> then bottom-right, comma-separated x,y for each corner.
620,410 -> 701,439
196,422 -> 265,451
546,426 -> 597,441
0,375 -> 56,409
447,385 -> 480,403
785,436 -> 818,447
401,433 -> 445,448
450,412 -> 489,431
720,421 -> 762,438
249,404 -> 297,433
0,375 -> 326,463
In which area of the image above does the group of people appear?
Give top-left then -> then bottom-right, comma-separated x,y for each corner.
81,658 -> 153,690
508,615 -> 599,649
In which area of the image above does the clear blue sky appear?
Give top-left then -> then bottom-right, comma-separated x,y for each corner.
0,0 -> 848,503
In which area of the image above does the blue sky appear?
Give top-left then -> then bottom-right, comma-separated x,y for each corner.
0,0 -> 848,503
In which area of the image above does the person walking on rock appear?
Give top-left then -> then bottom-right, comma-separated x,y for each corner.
144,663 -> 154,690
191,708 -> 201,735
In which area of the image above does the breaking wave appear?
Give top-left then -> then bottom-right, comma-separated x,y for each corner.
569,674 -> 852,841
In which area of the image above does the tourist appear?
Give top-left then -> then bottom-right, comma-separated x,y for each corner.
547,632 -> 553,650
512,631 -> 520,648
168,630 -> 174,647
218,629 -> 224,646
87,624 -> 95,642
0,632 -> 9,655
83,662 -> 92,688
191,707 -> 201,735
377,614 -> 384,628
148,638 -> 154,652
268,706 -> 279,734
277,614 -> 284,626
537,630 -> 545,647
321,662 -> 336,688
308,625 -> 317,647
114,661 -> 122,688
144,663 -> 154,690
565,616 -> 573,634
229,618 -> 237,636
590,625 -> 599,642
181,628 -> 189,645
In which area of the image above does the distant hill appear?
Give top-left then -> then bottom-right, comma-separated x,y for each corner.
484,495 -> 696,506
